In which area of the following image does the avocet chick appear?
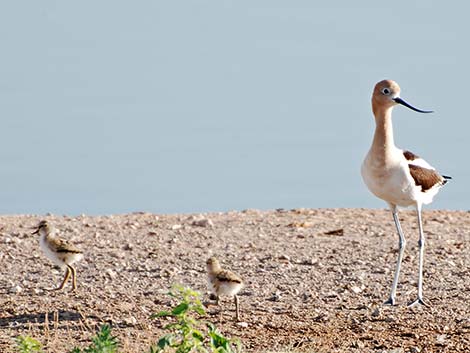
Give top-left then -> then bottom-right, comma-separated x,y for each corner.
206,257 -> 244,321
32,220 -> 84,291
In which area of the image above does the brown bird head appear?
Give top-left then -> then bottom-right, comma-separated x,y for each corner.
372,79 -> 433,116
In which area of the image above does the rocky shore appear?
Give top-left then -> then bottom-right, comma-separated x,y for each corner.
0,208 -> 468,352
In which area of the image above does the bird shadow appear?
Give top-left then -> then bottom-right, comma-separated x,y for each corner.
0,310 -> 82,329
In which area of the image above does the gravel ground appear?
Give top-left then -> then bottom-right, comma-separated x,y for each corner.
0,208 -> 468,353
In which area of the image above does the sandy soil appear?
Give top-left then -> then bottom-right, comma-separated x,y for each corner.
0,208 -> 468,353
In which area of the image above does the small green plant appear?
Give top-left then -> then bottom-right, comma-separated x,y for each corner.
15,336 -> 43,353
150,285 -> 241,353
70,324 -> 119,353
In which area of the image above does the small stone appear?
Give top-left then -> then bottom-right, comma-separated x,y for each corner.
350,340 -> 365,349
302,258 -> 317,266
124,316 -> 137,326
10,285 -> 22,294
106,269 -> 117,279
371,307 -> 381,317
388,349 -> 404,353
351,285 -> 362,294
236,321 -> 248,328
279,254 -> 290,262
436,334 -> 447,345
171,224 -> 182,230
268,291 -> 282,302
109,251 -> 126,259
410,347 -> 421,353
312,313 -> 328,322
191,218 -> 214,228
287,221 -> 314,228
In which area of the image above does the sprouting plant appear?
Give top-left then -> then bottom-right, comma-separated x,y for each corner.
69,324 -> 119,353
15,336 -> 43,353
207,323 -> 242,353
150,285 -> 241,353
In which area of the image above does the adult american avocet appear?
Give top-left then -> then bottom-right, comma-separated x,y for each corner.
361,79 -> 451,307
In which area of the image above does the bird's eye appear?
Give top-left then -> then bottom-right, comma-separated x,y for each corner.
382,88 -> 391,95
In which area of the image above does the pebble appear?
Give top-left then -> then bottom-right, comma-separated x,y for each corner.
236,321 -> 249,328
301,258 -> 317,266
278,254 -> 290,262
268,291 -> 282,302
10,285 -> 22,294
127,222 -> 140,230
302,292 -> 313,301
351,340 -> 365,349
109,251 -> 126,259
436,334 -> 447,345
124,316 -> 137,326
106,269 -> 117,279
387,349 -> 404,353
351,285 -> 363,294
191,218 -> 214,228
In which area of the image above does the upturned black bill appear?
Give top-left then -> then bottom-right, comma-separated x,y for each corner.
393,97 -> 433,113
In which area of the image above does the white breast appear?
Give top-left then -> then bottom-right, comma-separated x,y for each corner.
217,282 -> 243,297
361,151 -> 419,207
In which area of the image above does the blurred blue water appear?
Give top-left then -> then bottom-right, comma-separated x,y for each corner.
0,1 -> 466,214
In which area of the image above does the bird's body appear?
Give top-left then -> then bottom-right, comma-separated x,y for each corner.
362,147 -> 447,208
361,80 -> 450,307
34,220 -> 83,291
206,257 -> 243,320
208,269 -> 244,298
39,231 -> 83,268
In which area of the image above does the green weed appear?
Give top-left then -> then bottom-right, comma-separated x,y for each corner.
150,285 -> 241,353
70,324 -> 118,353
15,336 -> 43,353
15,286 -> 242,353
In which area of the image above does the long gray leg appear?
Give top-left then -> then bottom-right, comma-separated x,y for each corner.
384,206 -> 407,305
408,204 -> 428,307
